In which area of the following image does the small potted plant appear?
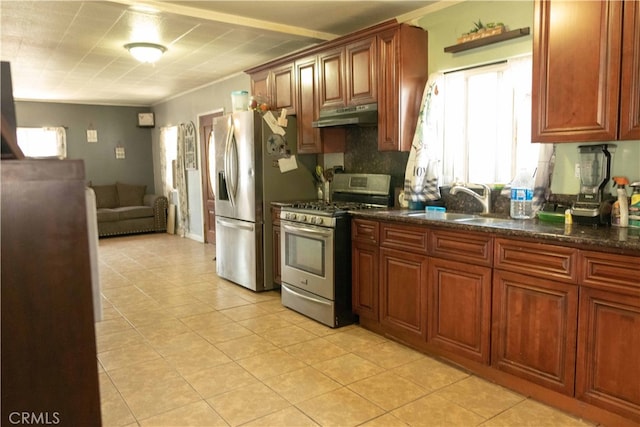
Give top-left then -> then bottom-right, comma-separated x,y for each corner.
457,20 -> 506,44
485,22 -> 506,36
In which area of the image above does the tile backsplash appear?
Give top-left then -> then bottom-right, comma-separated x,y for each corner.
323,125 -> 639,213
551,140 -> 640,197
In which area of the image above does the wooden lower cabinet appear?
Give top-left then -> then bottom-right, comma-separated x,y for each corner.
352,242 -> 379,320
492,269 -> 578,395
576,287 -> 640,422
379,247 -> 428,342
351,218 -> 638,425
427,257 -> 492,364
271,207 -> 281,285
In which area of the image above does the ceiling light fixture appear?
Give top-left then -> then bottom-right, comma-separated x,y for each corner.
124,42 -> 166,64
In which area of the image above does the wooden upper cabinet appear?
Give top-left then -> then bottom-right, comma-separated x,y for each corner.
378,25 -> 428,151
532,0 -> 631,142
319,38 -> 377,110
272,63 -> 296,114
249,63 -> 296,115
346,37 -> 377,106
295,55 -> 321,153
250,69 -> 270,106
620,0 -> 640,140
247,20 -> 427,152
318,47 -> 346,110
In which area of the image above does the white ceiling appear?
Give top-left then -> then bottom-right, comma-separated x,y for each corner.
0,1 -> 444,107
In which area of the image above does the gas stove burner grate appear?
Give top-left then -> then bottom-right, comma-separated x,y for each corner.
289,201 -> 380,211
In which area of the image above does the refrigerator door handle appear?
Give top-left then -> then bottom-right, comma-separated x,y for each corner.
223,121 -> 237,206
216,217 -> 254,232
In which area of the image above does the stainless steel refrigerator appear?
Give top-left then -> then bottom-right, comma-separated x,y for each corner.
210,110 -> 316,291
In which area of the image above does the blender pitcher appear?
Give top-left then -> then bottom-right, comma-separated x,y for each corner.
577,144 -> 612,200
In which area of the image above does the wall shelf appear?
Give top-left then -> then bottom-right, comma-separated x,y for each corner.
444,27 -> 530,53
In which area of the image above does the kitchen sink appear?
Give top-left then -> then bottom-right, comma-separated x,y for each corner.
396,211 -> 480,221
453,216 -> 520,226
392,210 -> 519,226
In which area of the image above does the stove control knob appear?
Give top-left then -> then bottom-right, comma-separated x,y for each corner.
315,217 -> 323,225
288,213 -> 296,220
299,215 -> 307,222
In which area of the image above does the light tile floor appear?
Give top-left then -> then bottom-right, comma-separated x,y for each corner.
96,233 -> 596,427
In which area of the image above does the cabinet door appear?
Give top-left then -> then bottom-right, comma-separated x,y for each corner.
428,258 -> 492,364
576,287 -> 640,422
295,56 -> 321,153
377,28 -> 400,151
532,0 -> 623,142
492,269 -> 578,395
271,207 -> 281,285
272,63 -> 296,114
380,247 -> 428,342
318,47 -> 346,110
352,242 -> 379,321
250,69 -> 270,105
346,37 -> 377,106
620,0 -> 640,140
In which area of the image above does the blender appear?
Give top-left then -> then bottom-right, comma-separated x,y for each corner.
571,144 -> 615,226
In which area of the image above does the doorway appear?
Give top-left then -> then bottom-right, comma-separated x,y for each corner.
199,111 -> 224,244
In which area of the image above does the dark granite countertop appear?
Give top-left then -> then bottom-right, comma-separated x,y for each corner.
351,209 -> 640,255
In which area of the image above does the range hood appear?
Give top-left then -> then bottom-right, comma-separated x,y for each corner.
312,103 -> 378,128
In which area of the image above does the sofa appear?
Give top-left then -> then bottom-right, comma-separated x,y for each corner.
90,182 -> 168,237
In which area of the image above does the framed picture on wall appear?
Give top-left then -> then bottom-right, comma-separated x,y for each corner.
184,121 -> 197,170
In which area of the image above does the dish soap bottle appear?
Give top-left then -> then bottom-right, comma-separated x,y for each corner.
510,168 -> 534,219
629,181 -> 640,228
612,176 -> 629,227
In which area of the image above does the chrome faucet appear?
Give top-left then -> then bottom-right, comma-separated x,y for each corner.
449,183 -> 492,214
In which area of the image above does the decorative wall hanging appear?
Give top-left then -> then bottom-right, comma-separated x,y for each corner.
86,124 -> 97,143
183,121 -> 197,170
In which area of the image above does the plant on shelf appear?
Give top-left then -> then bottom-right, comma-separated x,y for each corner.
457,20 -> 506,44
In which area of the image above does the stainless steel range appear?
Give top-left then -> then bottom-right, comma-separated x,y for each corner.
280,173 -> 392,327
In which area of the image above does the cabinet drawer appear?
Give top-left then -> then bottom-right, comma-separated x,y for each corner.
380,222 -> 428,254
495,238 -> 578,283
352,218 -> 379,244
428,229 -> 493,267
580,251 -> 640,295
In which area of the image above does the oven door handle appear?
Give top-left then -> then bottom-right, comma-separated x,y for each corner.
282,284 -> 332,306
282,222 -> 332,239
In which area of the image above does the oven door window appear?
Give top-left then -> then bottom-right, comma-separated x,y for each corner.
284,232 -> 325,277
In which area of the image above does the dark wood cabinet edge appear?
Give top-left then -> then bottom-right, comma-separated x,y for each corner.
444,27 -> 531,53
245,19 -> 403,75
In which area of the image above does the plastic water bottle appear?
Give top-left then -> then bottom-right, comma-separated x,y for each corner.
510,169 -> 534,219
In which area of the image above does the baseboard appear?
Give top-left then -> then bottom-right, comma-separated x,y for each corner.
185,232 -> 204,242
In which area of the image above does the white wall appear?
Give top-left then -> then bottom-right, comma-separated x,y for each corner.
152,73 -> 251,241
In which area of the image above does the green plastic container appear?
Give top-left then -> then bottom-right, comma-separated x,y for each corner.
537,211 -> 565,223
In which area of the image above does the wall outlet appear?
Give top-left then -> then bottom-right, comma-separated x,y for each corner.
574,163 -> 581,178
